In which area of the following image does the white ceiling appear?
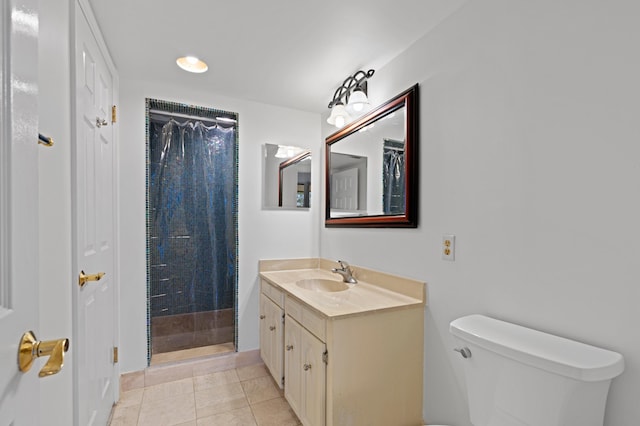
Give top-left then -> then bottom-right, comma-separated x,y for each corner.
88,0 -> 466,113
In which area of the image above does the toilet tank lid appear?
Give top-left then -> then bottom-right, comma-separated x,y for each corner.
450,315 -> 624,382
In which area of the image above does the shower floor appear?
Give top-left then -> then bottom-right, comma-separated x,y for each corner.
150,342 -> 235,365
151,308 -> 234,355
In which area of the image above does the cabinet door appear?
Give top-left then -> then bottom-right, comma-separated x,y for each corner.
260,293 -> 283,386
284,315 -> 303,417
301,328 -> 326,426
259,293 -> 272,372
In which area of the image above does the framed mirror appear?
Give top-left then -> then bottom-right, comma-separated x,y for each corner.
263,143 -> 311,209
325,84 -> 418,227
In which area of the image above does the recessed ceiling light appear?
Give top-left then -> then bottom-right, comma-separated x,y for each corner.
176,56 -> 208,73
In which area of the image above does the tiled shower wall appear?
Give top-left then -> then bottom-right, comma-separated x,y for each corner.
146,99 -> 239,356
151,308 -> 235,354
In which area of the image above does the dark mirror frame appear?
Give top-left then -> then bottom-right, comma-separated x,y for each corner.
278,150 -> 311,207
325,84 -> 419,227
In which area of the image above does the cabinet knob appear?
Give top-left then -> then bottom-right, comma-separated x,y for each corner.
303,363 -> 312,371
259,315 -> 266,320
454,347 -> 472,359
269,325 -> 276,331
286,345 -> 294,351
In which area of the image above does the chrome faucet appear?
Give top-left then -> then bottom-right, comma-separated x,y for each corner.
331,260 -> 357,283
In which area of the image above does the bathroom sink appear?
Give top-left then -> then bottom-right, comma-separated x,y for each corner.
296,278 -> 349,292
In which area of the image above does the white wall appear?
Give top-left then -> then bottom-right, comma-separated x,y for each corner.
38,0 -> 73,424
118,78 -> 321,372
320,0 -> 640,424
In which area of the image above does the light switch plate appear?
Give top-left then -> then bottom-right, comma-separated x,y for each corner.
442,234 -> 455,261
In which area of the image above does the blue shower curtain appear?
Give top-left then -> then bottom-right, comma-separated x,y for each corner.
149,118 -> 236,316
383,147 -> 405,214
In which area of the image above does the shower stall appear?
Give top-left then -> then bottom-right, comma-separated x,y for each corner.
145,98 -> 238,364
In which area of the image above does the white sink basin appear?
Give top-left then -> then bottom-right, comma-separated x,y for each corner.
296,278 -> 349,292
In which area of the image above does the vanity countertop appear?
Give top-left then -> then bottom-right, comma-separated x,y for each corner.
259,259 -> 426,319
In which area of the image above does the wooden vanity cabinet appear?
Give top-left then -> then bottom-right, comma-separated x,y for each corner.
260,278 -> 424,426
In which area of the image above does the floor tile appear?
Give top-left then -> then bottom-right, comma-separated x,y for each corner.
143,377 -> 194,404
138,392 -> 196,426
121,370 -> 145,391
152,343 -> 234,365
145,363 -> 193,387
240,376 -> 281,405
109,404 -> 140,426
250,397 -> 301,426
174,421 -> 197,426
110,354 -> 297,426
194,382 -> 248,419
117,388 -> 144,408
237,363 -> 269,382
194,369 -> 240,392
234,350 -> 262,368
196,406 -> 257,426
192,354 -> 237,377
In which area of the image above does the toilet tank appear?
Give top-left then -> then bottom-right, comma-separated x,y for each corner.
450,315 -> 624,426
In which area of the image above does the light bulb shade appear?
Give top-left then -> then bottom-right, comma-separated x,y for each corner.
347,88 -> 369,113
274,146 -> 287,158
327,103 -> 352,128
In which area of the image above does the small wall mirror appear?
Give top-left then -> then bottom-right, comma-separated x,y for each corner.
325,84 -> 419,227
263,143 -> 311,209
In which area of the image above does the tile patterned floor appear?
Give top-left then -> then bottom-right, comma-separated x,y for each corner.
151,343 -> 235,366
109,363 -> 301,426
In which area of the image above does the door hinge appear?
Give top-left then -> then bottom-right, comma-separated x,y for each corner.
111,105 -> 117,123
322,350 -> 328,365
281,376 -> 285,387
113,346 -> 119,364
282,313 -> 285,323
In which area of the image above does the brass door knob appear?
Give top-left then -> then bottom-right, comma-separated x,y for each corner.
79,270 -> 106,288
19,331 -> 70,377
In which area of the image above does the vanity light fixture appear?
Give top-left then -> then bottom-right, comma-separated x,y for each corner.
275,145 -> 305,159
326,102 -> 351,128
327,69 -> 375,128
176,56 -> 208,73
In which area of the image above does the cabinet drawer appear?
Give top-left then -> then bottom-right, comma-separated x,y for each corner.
286,297 -> 326,342
261,280 -> 284,308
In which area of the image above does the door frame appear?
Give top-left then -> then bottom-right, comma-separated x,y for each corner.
70,0 -> 120,423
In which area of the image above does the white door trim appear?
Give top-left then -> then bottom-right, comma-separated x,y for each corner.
71,0 -> 120,423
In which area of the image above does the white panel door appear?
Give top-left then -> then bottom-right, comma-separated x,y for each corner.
0,0 -> 40,423
331,168 -> 358,210
74,4 -> 116,425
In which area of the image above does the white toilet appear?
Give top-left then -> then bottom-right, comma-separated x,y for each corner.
431,314 -> 624,426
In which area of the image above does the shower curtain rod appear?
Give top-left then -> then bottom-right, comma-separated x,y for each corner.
148,109 -> 236,126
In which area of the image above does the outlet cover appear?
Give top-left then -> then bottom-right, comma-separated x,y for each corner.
442,234 -> 455,261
